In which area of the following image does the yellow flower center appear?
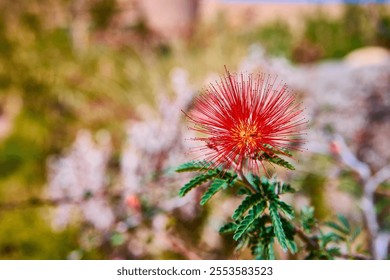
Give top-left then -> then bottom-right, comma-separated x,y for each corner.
232,122 -> 261,149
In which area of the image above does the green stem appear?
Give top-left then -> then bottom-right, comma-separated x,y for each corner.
237,168 -> 257,194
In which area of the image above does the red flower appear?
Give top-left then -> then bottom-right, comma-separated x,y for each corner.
185,68 -> 306,173
125,195 -> 142,212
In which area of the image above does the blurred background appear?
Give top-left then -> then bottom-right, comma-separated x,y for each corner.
0,0 -> 390,259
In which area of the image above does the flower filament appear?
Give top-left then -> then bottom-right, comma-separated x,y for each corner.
232,122 -> 261,149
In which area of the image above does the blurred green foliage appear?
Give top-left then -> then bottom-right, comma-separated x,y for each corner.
301,5 -> 390,59
0,1 -> 389,259
241,21 -> 293,57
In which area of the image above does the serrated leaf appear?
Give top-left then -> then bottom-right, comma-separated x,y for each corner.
276,200 -> 295,219
286,240 -> 298,254
263,144 -> 293,157
235,236 -> 250,252
280,218 -> 297,254
219,222 -> 238,234
232,193 -> 263,220
259,178 -> 279,200
253,247 -> 262,260
326,247 -> 341,258
269,202 -> 288,251
259,177 -> 276,196
262,240 -> 276,260
233,202 -> 266,241
321,232 -> 345,246
337,214 -> 351,232
200,179 -> 227,205
178,172 -> 217,197
237,187 -> 252,195
324,221 -> 349,235
219,170 -> 237,181
253,241 -> 275,260
266,241 -> 276,260
175,161 -> 212,173
300,206 -> 317,233
263,153 -> 295,170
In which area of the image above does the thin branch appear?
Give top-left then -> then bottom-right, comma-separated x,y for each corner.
293,225 -> 370,260
293,226 -> 319,250
365,165 -> 390,195
227,157 -> 257,194
337,253 -> 370,260
331,133 -> 390,259
332,134 -> 371,181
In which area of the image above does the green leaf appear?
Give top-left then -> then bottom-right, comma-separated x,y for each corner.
275,182 -> 295,194
259,177 -> 279,200
286,240 -> 298,254
324,221 -> 349,235
276,200 -> 295,219
200,179 -> 227,205
235,236 -> 250,252
237,187 -> 252,195
252,233 -> 275,260
258,177 -> 279,197
263,153 -> 295,170
219,170 -> 237,181
247,173 -> 262,190
320,232 -> 345,246
263,144 -> 293,157
350,226 -> 361,242
326,247 -> 341,258
219,222 -> 237,234
175,161 -> 211,173
260,241 -> 276,260
280,217 -> 297,254
260,176 -> 270,189
178,172 -> 217,197
300,206 -> 317,233
337,214 -> 351,232
232,193 -> 263,220
269,202 -> 288,251
233,202 -> 266,241
266,241 -> 276,260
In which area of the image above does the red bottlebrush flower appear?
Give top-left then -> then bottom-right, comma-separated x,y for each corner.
185,68 -> 306,173
125,194 -> 142,212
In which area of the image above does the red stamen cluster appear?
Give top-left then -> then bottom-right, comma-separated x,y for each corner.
185,68 -> 306,173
